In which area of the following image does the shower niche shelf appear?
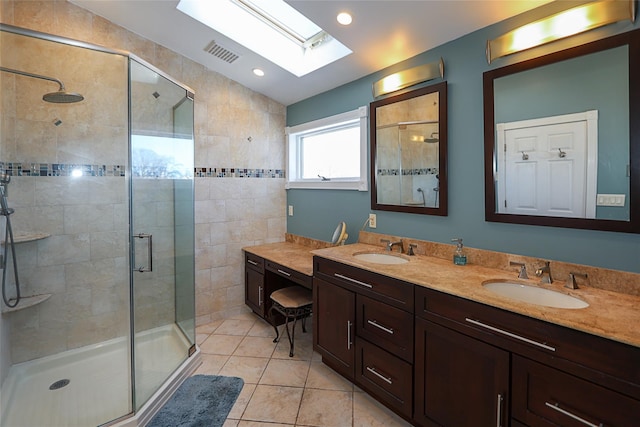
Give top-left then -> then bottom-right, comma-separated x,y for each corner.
2,294 -> 51,314
14,233 -> 50,244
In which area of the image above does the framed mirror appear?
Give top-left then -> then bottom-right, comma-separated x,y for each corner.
483,29 -> 640,233
370,82 -> 448,215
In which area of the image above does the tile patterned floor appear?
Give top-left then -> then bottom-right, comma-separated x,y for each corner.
194,311 -> 413,427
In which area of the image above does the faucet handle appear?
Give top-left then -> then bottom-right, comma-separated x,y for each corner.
509,261 -> 528,279
408,243 -> 418,256
565,272 -> 588,290
380,238 -> 391,250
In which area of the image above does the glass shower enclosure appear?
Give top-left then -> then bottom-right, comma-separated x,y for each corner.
0,24 -> 197,426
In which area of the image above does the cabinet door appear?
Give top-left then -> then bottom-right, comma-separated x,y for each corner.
245,267 -> 265,316
415,318 -> 509,427
513,355 -> 640,427
313,277 -> 356,380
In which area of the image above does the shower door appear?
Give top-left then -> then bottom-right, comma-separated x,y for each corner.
129,59 -> 196,410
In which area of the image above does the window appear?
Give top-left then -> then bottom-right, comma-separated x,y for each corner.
286,107 -> 368,190
177,0 -> 351,77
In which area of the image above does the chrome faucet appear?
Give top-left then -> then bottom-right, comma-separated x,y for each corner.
380,239 -> 403,252
509,261 -> 528,279
535,261 -> 553,284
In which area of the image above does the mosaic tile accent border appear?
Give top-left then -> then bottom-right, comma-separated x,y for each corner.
195,167 -> 285,178
0,163 -> 286,179
1,162 -> 125,177
377,168 -> 439,176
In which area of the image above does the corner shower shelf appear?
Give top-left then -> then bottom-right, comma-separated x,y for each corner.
2,294 -> 52,314
14,233 -> 51,244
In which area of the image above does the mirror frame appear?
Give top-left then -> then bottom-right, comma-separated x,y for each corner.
370,81 -> 448,216
483,29 -> 640,233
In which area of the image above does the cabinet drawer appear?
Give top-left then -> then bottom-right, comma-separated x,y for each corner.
416,286 -> 640,398
314,257 -> 413,312
265,260 -> 312,289
245,252 -> 264,272
513,355 -> 640,427
355,338 -> 412,419
357,294 -> 413,362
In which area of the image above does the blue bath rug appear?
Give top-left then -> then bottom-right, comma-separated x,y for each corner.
148,375 -> 244,427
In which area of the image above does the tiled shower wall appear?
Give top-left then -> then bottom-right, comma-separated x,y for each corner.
1,0 -> 286,365
0,25 -> 131,365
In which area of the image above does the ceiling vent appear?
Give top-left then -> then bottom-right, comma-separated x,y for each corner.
203,40 -> 240,64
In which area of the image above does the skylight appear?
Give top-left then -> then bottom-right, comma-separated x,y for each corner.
177,0 -> 352,77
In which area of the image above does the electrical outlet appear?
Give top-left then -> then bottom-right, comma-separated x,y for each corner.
369,213 -> 377,228
288,205 -> 294,216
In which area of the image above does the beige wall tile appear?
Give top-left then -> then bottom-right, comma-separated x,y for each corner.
2,0 -> 286,359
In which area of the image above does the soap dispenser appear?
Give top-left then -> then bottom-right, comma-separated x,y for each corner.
451,238 -> 467,266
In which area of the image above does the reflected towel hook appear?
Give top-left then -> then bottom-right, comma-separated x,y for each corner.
558,148 -> 566,158
521,151 -> 529,161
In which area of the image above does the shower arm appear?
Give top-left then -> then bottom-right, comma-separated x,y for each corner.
0,66 -> 65,91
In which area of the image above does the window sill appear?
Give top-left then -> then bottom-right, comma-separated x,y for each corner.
286,180 -> 368,191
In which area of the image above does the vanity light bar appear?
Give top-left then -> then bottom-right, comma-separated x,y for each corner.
486,0 -> 635,64
372,58 -> 444,98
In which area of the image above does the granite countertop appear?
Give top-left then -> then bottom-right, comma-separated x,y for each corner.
243,242 -> 315,276
312,243 -> 640,349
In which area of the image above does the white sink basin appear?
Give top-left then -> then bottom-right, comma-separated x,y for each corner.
483,281 -> 589,309
353,252 -> 409,265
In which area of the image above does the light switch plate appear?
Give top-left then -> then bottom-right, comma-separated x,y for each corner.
596,194 -> 626,207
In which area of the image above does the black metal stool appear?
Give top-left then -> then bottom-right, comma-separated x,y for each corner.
268,286 -> 313,357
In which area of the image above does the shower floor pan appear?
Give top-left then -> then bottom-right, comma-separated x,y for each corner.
1,324 -> 190,427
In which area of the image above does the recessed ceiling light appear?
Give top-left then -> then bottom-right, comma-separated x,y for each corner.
177,0 -> 352,77
253,68 -> 265,77
337,12 -> 352,26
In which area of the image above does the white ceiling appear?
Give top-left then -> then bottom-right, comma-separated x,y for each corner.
71,0 -> 552,106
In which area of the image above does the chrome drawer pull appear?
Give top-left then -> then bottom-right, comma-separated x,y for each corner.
277,269 -> 291,277
496,394 -> 503,427
334,273 -> 373,288
247,259 -> 258,266
367,319 -> 394,335
366,366 -> 393,385
465,318 -> 556,352
347,321 -> 353,350
258,286 -> 263,306
545,402 -> 603,427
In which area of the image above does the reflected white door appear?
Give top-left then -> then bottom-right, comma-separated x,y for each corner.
496,111 -> 598,218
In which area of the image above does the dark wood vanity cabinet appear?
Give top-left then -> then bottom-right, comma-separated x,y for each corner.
311,256 -> 640,426
415,286 -> 640,427
244,253 -> 312,322
313,257 -> 415,419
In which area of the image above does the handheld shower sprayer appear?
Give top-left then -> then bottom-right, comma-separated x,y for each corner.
0,176 -> 21,308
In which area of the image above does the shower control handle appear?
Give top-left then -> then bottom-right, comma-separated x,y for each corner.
133,233 -> 153,273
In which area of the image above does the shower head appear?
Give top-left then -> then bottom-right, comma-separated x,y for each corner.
423,132 -> 439,143
43,90 -> 84,104
0,66 -> 84,103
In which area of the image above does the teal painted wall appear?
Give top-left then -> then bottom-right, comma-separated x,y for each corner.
286,4 -> 640,273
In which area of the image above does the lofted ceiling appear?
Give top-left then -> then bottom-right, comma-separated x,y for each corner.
71,0 -> 553,106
